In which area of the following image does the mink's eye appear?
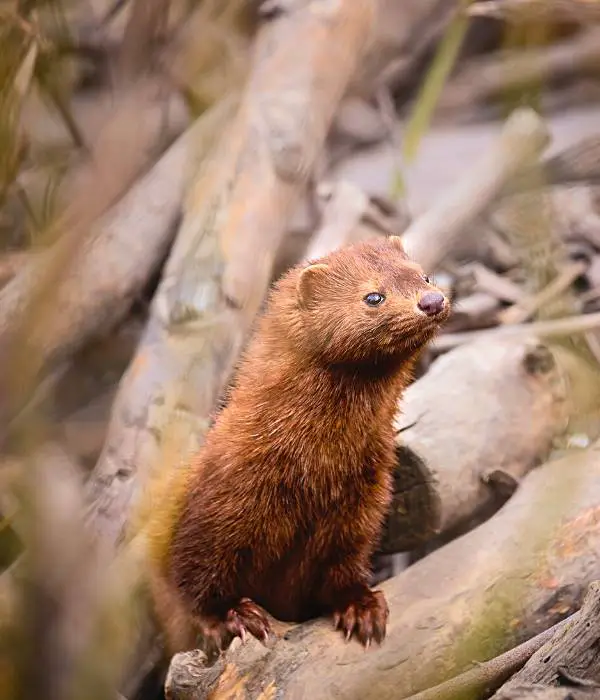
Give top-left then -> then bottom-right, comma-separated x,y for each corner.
364,292 -> 385,307
422,274 -> 430,284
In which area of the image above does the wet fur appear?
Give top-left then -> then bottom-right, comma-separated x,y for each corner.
148,237 -> 449,652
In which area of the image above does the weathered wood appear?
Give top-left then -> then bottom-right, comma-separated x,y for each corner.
165,440 -> 600,699
493,581 -> 600,698
380,338 -> 570,552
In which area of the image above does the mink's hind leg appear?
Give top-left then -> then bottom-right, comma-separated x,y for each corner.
197,597 -> 272,653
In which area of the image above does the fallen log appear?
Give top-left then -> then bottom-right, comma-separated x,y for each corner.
165,439 -> 600,700
492,581 -> 600,699
380,338 -> 570,552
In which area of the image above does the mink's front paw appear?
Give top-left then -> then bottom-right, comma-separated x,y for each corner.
332,588 -> 389,647
225,597 -> 271,645
200,598 -> 271,654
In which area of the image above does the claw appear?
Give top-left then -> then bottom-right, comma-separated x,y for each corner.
332,588 -> 389,648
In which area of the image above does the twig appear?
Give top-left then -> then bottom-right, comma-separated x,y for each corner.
402,616 -> 573,700
499,261 -> 587,325
402,107 -> 550,272
435,312 -> 600,351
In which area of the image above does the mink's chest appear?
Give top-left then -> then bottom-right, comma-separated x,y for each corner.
249,454 -> 393,622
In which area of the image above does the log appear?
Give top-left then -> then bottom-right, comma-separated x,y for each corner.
493,581 -> 600,699
302,181 -> 371,261
379,338 -> 570,553
401,107 -> 550,273
165,439 -> 600,700
85,0 -> 377,552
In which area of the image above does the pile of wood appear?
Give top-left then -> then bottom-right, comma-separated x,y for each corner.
2,2 -> 600,700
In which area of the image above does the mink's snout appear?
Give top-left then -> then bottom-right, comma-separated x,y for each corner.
417,291 -> 446,316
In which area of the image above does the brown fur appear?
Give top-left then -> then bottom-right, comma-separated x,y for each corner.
148,236 -> 450,652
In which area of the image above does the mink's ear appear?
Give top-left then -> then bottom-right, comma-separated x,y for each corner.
388,235 -> 407,256
297,263 -> 329,310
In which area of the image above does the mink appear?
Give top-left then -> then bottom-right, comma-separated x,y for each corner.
148,235 -> 450,653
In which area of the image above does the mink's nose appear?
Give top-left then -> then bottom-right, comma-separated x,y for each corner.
417,291 -> 445,316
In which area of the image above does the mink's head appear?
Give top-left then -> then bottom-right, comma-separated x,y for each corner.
280,236 -> 450,366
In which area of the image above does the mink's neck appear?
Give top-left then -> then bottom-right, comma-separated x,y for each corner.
325,350 -> 419,384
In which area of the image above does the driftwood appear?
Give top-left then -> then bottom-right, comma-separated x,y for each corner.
165,439 -> 600,699
85,0 -> 377,552
379,338 -> 570,552
493,581 -> 600,700
401,107 -> 550,272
